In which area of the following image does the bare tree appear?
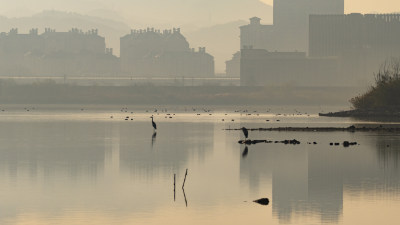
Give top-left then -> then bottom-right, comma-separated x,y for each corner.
375,57 -> 400,86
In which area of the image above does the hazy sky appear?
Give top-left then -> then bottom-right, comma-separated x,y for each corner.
0,0 -> 272,27
1,0 -> 400,21
261,0 -> 400,13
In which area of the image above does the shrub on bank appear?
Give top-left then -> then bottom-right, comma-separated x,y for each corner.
350,58 -> 400,110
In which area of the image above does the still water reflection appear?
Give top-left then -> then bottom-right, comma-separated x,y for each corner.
0,107 -> 399,225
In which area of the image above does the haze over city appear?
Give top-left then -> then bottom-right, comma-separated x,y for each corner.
1,0 -> 399,73
1,0 -> 399,19
1,1 -> 400,225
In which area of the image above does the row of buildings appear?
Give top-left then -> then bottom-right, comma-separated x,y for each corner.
229,0 -> 400,87
2,0 -> 399,87
120,28 -> 214,77
0,28 -> 214,77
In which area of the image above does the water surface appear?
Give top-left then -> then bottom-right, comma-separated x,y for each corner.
0,105 -> 399,225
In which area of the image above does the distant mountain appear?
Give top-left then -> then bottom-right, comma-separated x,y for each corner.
119,0 -> 273,28
185,20 -> 249,73
0,0 -> 272,28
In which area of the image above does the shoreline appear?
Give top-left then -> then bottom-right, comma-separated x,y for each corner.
226,125 -> 400,132
319,109 -> 400,118
0,84 -> 358,106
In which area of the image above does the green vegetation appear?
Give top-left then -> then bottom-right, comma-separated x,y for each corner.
350,58 -> 400,110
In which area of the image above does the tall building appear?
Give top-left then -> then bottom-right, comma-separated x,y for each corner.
41,28 -> 106,55
120,28 -> 214,77
273,0 -> 344,51
309,13 -> 400,84
234,0 -> 344,86
225,51 -> 241,77
0,28 -> 117,76
274,0 -> 344,27
240,17 -> 275,50
239,0 -> 344,52
240,48 -> 338,86
310,14 -> 400,57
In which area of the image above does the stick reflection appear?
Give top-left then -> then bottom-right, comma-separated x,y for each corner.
183,188 -> 188,207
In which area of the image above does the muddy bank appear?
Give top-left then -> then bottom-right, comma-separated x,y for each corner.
227,125 -> 400,132
319,109 -> 400,118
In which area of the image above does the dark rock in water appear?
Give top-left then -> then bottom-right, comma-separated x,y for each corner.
343,141 -> 358,147
330,143 -> 333,146
335,143 -> 340,146
252,140 -> 268,144
239,139 -> 299,145
238,140 -> 253,145
244,140 -> 252,145
254,198 -> 270,206
283,139 -> 300,145
238,140 -> 269,145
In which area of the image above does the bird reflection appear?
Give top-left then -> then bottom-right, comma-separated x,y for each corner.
242,146 -> 249,158
151,131 -> 157,147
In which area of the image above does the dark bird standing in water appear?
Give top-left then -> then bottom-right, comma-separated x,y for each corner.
151,115 -> 157,130
241,127 -> 248,139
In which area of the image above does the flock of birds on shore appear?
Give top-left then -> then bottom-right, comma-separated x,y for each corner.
112,107 -> 361,149
111,107 -> 312,124
0,106 -> 365,150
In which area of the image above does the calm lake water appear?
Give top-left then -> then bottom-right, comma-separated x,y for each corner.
0,105 -> 399,225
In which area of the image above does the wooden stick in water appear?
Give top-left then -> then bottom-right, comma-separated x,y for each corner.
182,169 -> 188,189
174,174 -> 176,201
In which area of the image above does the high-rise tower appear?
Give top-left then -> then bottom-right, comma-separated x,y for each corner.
272,0 -> 345,51
273,0 -> 344,27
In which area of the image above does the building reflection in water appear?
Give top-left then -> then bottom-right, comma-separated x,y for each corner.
1,117 -> 399,224
0,120 -> 214,181
0,121 -> 107,181
119,121 -> 214,178
239,131 -> 400,224
0,119 -> 215,223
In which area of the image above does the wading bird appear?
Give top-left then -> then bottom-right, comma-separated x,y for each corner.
151,115 -> 157,130
241,127 -> 248,139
